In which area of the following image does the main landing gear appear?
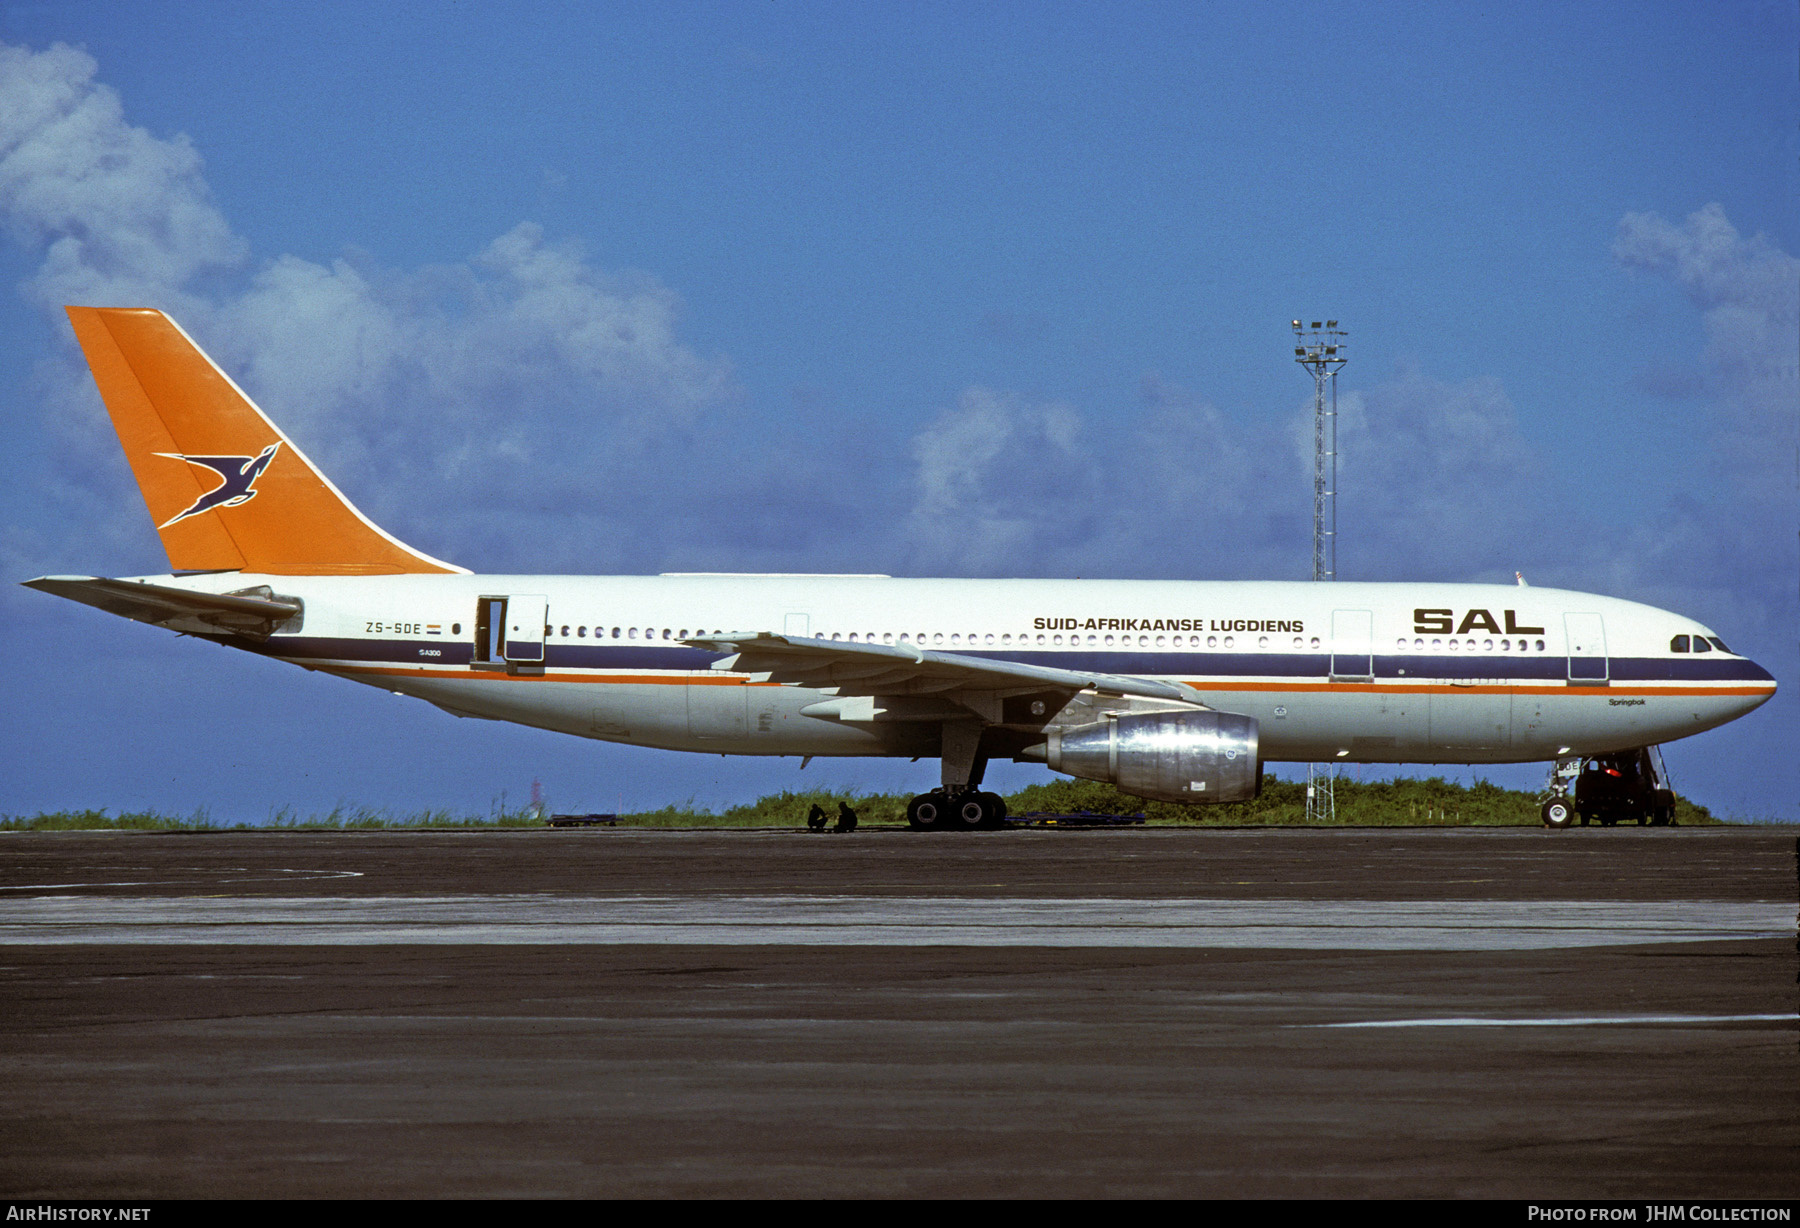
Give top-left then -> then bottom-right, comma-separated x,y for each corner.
907,788 -> 1009,832
908,718 -> 1009,831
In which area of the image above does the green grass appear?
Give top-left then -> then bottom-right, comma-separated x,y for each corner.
0,803 -> 544,832
617,789 -> 912,829
998,774 -> 1720,826
0,808 -> 224,832
261,804 -> 546,830
2,775 -> 1722,830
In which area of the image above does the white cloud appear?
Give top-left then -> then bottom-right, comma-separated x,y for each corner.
1097,376 -> 1299,580
900,368 -> 1562,585
1602,205 -> 1798,639
905,387 -> 1095,573
1605,207 -> 1798,817
210,226 -> 735,554
0,42 -> 243,313
1332,364 -> 1561,583
0,39 -> 736,579
1613,203 -> 1798,499
1614,203 -> 1797,329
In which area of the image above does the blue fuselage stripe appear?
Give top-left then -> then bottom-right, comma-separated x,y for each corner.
238,635 -> 1776,686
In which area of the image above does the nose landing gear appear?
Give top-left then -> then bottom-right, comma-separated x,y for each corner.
1541,747 -> 1679,829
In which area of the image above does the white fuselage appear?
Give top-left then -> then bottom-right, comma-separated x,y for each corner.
147,571 -> 1775,767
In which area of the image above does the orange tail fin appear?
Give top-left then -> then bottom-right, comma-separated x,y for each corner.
65,307 -> 462,575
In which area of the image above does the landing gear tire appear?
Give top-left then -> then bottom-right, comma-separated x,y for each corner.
1541,798 -> 1574,829
981,792 -> 1009,827
908,794 -> 946,831
954,794 -> 988,829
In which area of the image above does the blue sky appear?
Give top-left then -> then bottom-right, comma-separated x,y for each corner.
1,2 -> 1794,820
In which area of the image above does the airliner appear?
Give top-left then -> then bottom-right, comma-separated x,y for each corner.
26,308 -> 1777,829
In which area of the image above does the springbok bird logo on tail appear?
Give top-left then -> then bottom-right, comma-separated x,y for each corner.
154,443 -> 282,528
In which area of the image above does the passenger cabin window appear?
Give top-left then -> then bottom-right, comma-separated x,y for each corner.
1670,635 -> 1689,653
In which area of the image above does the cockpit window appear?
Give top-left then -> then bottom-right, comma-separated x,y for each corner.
1670,635 -> 1689,653
1692,636 -> 1712,653
1707,637 -> 1731,654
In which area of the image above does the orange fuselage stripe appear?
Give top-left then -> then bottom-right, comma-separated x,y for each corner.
309,661 -> 1773,697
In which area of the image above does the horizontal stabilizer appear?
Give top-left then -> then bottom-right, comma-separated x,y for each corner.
684,631 -> 1200,706
24,576 -> 302,640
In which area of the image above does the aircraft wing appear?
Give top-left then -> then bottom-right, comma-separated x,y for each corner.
684,631 -> 1198,707
23,575 -> 302,639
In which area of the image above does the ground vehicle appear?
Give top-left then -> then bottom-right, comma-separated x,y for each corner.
1541,747 -> 1677,827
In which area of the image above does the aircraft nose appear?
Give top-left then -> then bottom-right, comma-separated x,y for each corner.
1734,655 -> 1777,715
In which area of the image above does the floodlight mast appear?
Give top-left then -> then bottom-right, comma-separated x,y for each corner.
1292,319 -> 1347,583
1292,318 -> 1348,823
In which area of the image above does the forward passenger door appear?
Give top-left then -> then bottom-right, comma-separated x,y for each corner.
1330,609 -> 1373,680
1564,613 -> 1607,684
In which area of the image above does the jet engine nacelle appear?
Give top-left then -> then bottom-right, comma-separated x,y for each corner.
1042,709 -> 1261,804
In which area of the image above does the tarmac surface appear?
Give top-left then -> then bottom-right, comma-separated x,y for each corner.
0,825 -> 1794,1198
